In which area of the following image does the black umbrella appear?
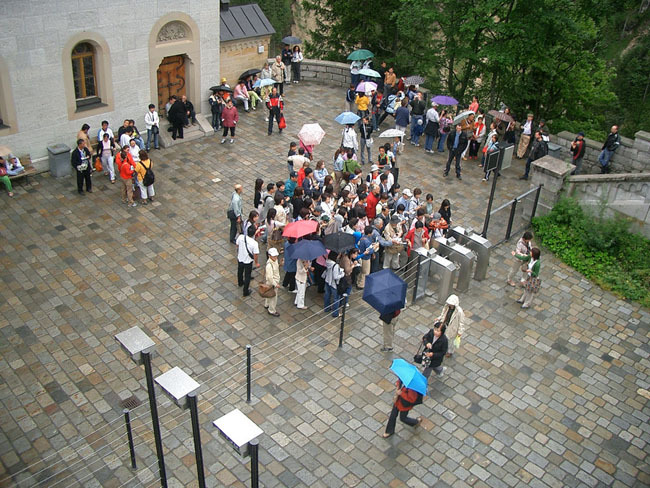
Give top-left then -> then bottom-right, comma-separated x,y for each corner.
210,85 -> 233,93
322,232 -> 356,253
238,68 -> 261,80
282,36 -> 302,44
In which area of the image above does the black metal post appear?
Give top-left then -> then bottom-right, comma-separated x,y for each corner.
338,293 -> 348,348
249,438 -> 259,488
481,158 -> 501,238
505,199 -> 518,241
530,184 -> 543,221
246,344 -> 252,403
187,393 -> 206,488
123,409 -> 137,470
412,253 -> 422,304
142,351 -> 168,488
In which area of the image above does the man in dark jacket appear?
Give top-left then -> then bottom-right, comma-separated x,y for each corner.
521,131 -> 548,180
409,93 -> 427,146
570,132 -> 586,175
444,125 -> 468,180
421,321 -> 448,378
181,95 -> 196,126
266,87 -> 284,135
167,95 -> 186,140
70,138 -> 92,194
598,125 -> 620,174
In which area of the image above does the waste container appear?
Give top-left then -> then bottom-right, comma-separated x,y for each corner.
48,143 -> 71,178
547,142 -> 563,160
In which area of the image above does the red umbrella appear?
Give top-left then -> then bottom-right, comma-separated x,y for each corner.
282,220 -> 319,238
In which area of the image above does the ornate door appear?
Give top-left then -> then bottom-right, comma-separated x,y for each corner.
157,55 -> 186,116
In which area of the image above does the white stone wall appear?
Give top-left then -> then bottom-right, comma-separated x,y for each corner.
0,0 -> 219,163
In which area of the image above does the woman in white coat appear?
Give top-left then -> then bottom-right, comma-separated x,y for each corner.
438,294 -> 466,357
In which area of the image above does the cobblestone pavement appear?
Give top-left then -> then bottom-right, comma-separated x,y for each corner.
1,82 -> 649,488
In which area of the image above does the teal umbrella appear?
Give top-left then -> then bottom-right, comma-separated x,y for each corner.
347,49 -> 374,61
390,359 -> 428,396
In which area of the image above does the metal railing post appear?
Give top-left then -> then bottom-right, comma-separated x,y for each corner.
123,409 -> 137,470
505,199 -> 518,241
246,344 -> 252,403
530,184 -> 543,221
338,293 -> 348,348
142,351 -> 167,488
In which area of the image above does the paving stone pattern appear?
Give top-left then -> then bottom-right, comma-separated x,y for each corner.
0,82 -> 649,488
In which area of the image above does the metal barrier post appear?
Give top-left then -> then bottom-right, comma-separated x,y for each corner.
187,393 -> 206,488
481,157 -> 502,238
530,184 -> 543,221
142,351 -> 168,488
505,199 -> 518,241
412,253 -> 422,304
246,344 -> 251,403
123,409 -> 137,469
249,439 -> 259,488
338,293 -> 348,348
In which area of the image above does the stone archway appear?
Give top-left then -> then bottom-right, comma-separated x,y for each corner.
148,13 -> 200,115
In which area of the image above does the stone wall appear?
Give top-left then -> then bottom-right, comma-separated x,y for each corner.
566,173 -> 650,238
553,130 -> 650,174
0,0 -> 220,166
221,35 -> 272,88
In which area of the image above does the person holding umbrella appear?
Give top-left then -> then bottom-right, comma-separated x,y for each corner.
383,359 -> 425,438
281,45 -> 292,83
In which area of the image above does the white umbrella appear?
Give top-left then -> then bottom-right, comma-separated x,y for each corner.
453,110 -> 475,124
378,129 -> 405,138
297,123 -> 326,146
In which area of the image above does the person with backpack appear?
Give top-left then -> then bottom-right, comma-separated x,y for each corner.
520,130 -> 548,180
421,321 -> 448,378
134,150 -> 155,204
382,379 -> 423,438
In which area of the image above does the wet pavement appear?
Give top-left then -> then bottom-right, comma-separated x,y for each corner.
0,81 -> 649,488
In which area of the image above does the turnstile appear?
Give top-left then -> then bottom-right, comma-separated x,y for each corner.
448,226 -> 492,281
432,237 -> 477,292
426,249 -> 457,304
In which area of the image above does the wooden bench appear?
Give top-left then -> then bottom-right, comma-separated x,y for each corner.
8,155 -> 37,185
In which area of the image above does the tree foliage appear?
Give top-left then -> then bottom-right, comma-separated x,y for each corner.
302,0 -> 644,139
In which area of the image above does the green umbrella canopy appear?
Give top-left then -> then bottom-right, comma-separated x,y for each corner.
347,49 -> 374,61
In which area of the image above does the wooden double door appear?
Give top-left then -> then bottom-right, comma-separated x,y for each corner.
157,55 -> 186,116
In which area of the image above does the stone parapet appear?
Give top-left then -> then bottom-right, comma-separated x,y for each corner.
552,130 -> 650,175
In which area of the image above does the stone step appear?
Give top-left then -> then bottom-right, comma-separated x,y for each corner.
159,120 -> 205,148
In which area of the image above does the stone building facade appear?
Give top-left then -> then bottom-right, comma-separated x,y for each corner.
0,1 -> 220,162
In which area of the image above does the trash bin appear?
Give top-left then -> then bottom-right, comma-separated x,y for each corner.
48,143 -> 71,178
547,142 -> 563,160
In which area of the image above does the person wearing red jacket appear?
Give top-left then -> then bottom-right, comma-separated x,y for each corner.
116,146 -> 136,207
266,86 -> 284,135
404,220 -> 430,258
366,184 -> 380,220
383,379 -> 422,437
220,98 -> 239,144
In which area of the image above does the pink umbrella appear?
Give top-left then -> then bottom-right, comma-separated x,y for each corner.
297,123 -> 326,146
356,81 -> 377,93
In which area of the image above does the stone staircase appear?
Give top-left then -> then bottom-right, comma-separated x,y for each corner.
159,118 -> 206,148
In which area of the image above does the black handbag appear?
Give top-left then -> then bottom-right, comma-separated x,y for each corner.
413,343 -> 424,364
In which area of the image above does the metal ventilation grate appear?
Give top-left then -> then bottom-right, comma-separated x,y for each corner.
120,395 -> 141,410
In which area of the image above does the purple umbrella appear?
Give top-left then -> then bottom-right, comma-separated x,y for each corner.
432,95 -> 458,106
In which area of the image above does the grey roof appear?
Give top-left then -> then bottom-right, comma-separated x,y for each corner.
220,3 -> 276,42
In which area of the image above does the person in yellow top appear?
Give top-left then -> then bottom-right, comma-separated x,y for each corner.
265,247 -> 281,316
355,92 -> 370,118
134,149 -> 155,204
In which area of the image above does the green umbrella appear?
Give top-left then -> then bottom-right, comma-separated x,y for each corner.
347,49 -> 374,61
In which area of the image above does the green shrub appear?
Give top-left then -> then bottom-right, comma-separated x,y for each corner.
532,197 -> 650,308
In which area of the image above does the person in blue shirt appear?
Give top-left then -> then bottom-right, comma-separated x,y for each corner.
284,171 -> 298,197
356,226 -> 376,289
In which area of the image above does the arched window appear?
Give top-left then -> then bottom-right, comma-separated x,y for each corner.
71,42 -> 98,105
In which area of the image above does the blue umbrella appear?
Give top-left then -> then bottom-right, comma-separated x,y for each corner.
335,112 -> 361,125
253,78 -> 275,88
362,269 -> 407,315
287,239 -> 326,261
390,359 -> 428,396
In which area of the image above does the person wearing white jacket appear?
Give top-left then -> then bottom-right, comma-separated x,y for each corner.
341,125 -> 359,153
438,294 -> 466,357
144,104 -> 160,151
